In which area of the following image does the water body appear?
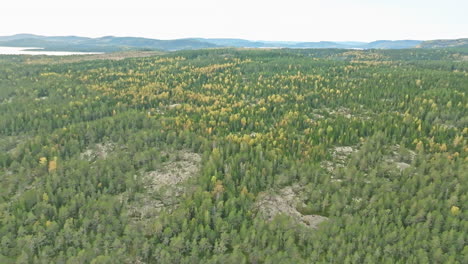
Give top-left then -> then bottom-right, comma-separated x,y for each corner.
0,46 -> 102,56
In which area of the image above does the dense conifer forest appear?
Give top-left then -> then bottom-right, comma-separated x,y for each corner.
0,48 -> 467,263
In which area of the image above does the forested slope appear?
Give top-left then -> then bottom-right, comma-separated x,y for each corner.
0,48 -> 467,263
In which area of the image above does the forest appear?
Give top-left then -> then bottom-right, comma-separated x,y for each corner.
0,47 -> 467,263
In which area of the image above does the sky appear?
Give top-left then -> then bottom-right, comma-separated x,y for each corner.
1,0 -> 467,42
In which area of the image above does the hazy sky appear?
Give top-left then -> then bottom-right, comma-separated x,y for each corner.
1,0 -> 467,41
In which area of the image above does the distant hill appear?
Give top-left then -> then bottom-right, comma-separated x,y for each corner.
365,40 -> 422,49
1,34 -> 466,52
289,41 -> 351,49
0,35 -> 219,52
416,38 -> 468,48
195,38 -> 268,48
195,39 -> 353,49
197,39 -> 421,49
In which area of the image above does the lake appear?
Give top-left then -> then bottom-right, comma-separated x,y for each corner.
0,46 -> 102,56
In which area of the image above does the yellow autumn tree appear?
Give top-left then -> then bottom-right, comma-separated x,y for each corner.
42,193 -> 49,202
48,157 -> 58,172
450,206 -> 460,216
241,117 -> 247,127
439,143 -> 447,152
39,157 -> 47,165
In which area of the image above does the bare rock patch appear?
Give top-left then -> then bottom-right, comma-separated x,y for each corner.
128,150 -> 202,221
255,186 -> 328,229
80,142 -> 116,161
384,145 -> 416,171
321,145 -> 358,173
144,151 -> 201,191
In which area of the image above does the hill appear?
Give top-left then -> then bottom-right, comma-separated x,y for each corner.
0,34 -> 434,51
417,38 -> 468,48
365,40 -> 422,49
5,34 -> 468,51
0,35 -> 219,52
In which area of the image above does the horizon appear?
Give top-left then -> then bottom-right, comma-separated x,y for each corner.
2,0 -> 467,42
3,32 -> 466,43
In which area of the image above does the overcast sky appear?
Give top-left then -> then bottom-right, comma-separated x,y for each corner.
1,0 -> 467,41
